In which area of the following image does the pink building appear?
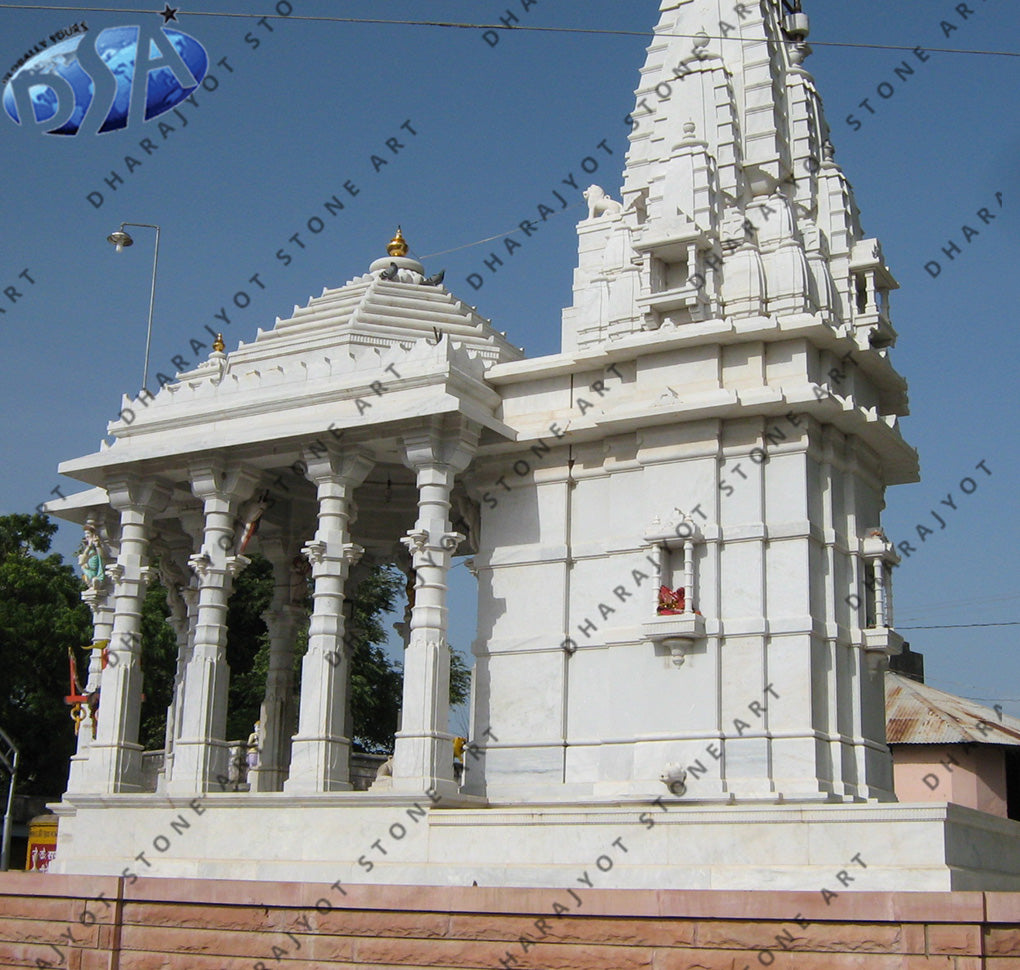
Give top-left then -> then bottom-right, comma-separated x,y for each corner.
887,663 -> 1020,820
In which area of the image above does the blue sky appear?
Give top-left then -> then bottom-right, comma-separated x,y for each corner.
1,0 -> 1018,723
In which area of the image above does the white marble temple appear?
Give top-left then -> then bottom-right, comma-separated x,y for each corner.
45,1 -> 1020,889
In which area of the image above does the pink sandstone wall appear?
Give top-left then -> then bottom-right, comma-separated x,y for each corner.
1,872 -> 1019,970
894,744 -> 1009,817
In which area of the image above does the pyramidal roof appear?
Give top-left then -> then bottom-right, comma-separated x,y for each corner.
239,250 -> 523,367
93,238 -> 523,445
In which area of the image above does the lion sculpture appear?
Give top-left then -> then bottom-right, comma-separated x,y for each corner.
583,184 -> 624,219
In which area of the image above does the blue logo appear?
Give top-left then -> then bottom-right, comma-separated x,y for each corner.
3,24 -> 208,135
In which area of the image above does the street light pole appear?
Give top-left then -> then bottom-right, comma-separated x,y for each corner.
107,222 -> 161,391
0,726 -> 19,872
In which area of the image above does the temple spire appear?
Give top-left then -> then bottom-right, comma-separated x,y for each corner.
561,0 -> 894,357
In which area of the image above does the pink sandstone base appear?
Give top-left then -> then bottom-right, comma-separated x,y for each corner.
1,872 -> 1019,969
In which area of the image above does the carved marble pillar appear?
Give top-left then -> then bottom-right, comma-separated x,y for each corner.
155,527 -> 201,791
167,463 -> 259,794
160,582 -> 197,786
249,539 -> 305,793
82,479 -> 169,793
65,514 -> 120,796
284,447 -> 373,793
392,422 -> 478,795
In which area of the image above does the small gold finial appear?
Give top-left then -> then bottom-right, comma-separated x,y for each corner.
213,333 -> 225,353
387,226 -> 408,258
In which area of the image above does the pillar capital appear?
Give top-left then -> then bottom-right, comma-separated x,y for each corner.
400,420 -> 479,475
302,445 -> 374,488
189,460 -> 262,506
105,475 -> 171,515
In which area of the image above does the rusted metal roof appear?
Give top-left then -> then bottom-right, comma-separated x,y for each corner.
885,672 -> 1020,745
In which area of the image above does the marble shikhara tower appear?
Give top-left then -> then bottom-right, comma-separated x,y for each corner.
47,0 -> 1020,889
472,0 -> 912,804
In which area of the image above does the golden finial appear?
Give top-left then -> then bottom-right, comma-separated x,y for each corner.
387,226 -> 409,258
213,333 -> 225,353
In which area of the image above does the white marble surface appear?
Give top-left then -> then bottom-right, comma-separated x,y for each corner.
49,797 -> 1020,890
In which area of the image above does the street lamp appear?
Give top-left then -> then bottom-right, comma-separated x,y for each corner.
106,222 -> 160,390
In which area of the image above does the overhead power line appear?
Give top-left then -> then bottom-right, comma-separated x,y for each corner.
0,6 -> 1017,59
896,621 -> 1020,631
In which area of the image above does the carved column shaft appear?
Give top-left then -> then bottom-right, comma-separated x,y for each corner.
683,539 -> 695,613
392,423 -> 477,795
250,544 -> 304,793
168,465 -> 258,794
191,495 -> 238,662
872,560 -> 886,628
65,524 -> 118,796
84,481 -> 167,793
408,464 -> 460,636
884,564 -> 894,627
285,449 -> 372,793
162,584 -> 197,785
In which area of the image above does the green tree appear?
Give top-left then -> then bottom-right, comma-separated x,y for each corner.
137,575 -> 181,752
345,564 -> 471,751
0,514 -> 92,795
347,565 -> 406,752
223,554 -> 275,742
0,516 -> 475,795
215,559 -> 471,753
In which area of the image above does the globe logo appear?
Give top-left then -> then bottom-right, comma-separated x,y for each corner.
2,24 -> 208,136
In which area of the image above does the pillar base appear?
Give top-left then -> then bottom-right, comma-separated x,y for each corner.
74,742 -> 144,794
248,766 -> 289,793
389,776 -> 462,800
284,736 -> 353,793
391,731 -> 457,796
64,751 -> 95,798
167,738 -> 230,794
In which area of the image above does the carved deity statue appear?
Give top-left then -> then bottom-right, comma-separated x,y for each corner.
77,524 -> 106,587
657,585 -> 685,615
246,721 -> 260,769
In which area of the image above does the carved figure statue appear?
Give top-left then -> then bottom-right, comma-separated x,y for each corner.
660,763 -> 688,796
583,184 -> 624,219
227,744 -> 246,786
657,585 -> 685,614
236,490 -> 271,555
87,690 -> 100,739
77,524 -> 105,586
246,721 -> 260,769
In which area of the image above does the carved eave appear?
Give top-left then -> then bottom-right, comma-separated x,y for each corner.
632,217 -> 713,261
58,344 -> 515,489
489,317 -> 917,480
43,486 -> 111,525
